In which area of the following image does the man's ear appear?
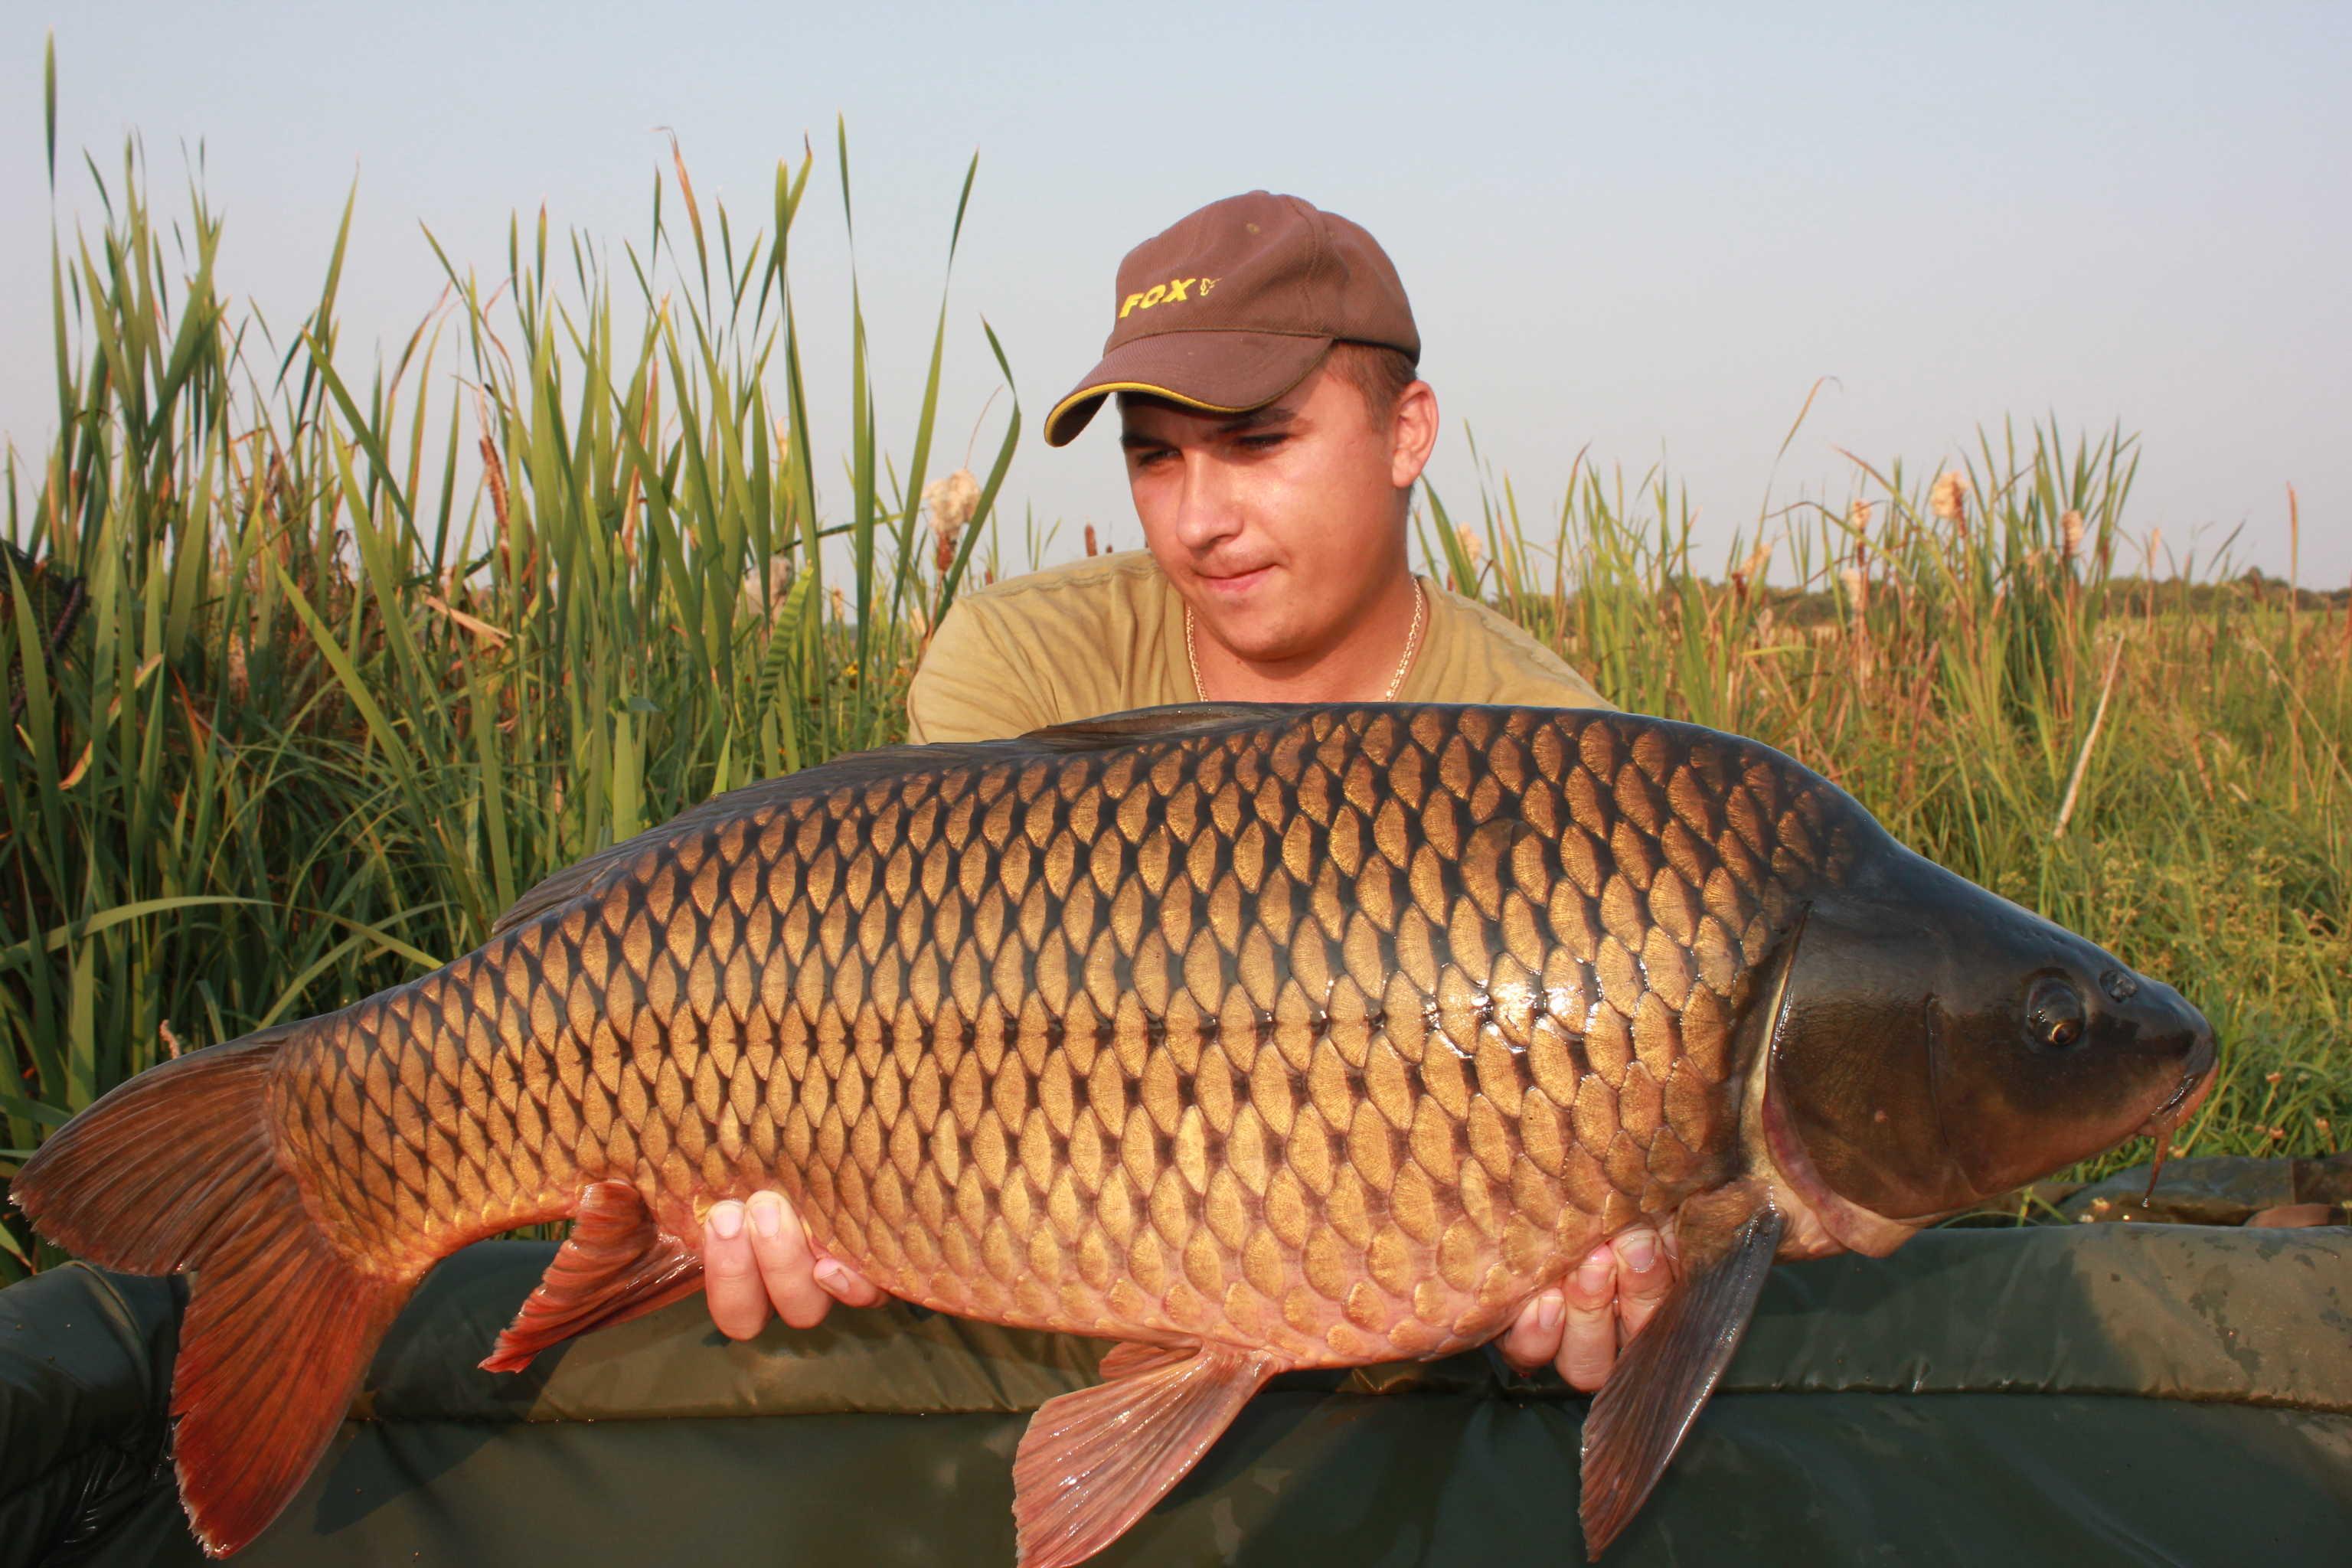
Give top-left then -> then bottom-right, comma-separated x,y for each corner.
1389,381 -> 1439,490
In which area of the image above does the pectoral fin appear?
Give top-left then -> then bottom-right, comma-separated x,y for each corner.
1579,1205 -> 1785,1557
1014,1341 -> 1280,1568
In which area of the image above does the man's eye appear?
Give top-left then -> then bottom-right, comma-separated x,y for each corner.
1237,433 -> 1286,451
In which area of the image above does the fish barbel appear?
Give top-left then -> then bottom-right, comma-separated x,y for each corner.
14,702 -> 2215,1562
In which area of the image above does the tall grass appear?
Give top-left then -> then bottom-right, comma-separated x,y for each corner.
5,64 -> 2347,1277
1,61 -> 1017,1272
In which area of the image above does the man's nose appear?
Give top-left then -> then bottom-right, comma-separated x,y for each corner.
1168,452 -> 1244,551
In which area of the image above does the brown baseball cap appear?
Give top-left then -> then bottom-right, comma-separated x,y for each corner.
1044,191 -> 1420,447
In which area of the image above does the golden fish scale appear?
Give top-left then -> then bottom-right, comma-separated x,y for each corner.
270,706 -> 1856,1365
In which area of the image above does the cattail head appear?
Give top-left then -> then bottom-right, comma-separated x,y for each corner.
1730,534 -> 1775,600
2060,508 -> 2085,563
1456,526 -> 1485,567
741,555 -> 795,622
925,468 -> 980,573
827,584 -> 848,622
473,386 -> 511,537
1930,470 -> 1970,526
1839,564 -> 1870,618
1848,498 -> 1875,532
1084,523 -> 1099,557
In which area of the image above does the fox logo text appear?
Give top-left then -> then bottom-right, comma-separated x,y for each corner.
1119,277 -> 1218,318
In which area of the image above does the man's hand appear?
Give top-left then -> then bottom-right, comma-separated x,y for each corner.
1494,1225 -> 1672,1391
701,1191 -> 887,1340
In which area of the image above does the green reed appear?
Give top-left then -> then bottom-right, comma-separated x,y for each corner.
5,54 -> 2345,1274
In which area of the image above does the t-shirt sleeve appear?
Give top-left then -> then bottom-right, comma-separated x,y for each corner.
904,599 -> 1054,744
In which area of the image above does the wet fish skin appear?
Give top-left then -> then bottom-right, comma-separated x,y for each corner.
15,701 -> 2213,1563
276,703 -> 1835,1364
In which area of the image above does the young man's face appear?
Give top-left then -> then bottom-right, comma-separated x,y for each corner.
1119,364 -> 1439,665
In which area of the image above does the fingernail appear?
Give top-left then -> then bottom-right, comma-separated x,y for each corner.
1536,1292 -> 1563,1331
1616,1232 -> 1657,1272
1576,1251 -> 1612,1291
710,1201 -> 743,1240
748,1192 -> 782,1238
815,1260 -> 851,1295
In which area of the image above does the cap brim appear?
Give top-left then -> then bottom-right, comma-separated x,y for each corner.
1044,332 -> 1332,446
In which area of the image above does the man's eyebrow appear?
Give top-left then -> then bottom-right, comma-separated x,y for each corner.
1215,404 -> 1298,434
1119,404 -> 1298,449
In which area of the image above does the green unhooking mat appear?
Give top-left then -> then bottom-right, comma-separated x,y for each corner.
5,1224 -> 2350,1566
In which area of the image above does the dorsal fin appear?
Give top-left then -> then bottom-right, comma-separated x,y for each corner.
488,703 -> 1308,938
1019,701 -> 1305,751
488,745 -> 992,937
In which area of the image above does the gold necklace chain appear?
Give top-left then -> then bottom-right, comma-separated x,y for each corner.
1185,576 -> 1426,703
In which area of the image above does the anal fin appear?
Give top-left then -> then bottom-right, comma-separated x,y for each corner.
1580,1205 -> 1785,1558
480,1180 -> 704,1374
1096,1339 -> 1190,1380
1014,1341 -> 1280,1568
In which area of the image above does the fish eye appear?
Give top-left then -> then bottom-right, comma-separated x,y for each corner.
2026,978 -> 2087,1049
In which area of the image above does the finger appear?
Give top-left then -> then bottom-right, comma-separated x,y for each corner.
1612,1227 -> 1674,1344
701,1201 -> 774,1341
745,1191 -> 835,1330
1496,1290 -> 1566,1374
812,1255 -> 888,1308
1556,1243 -> 1619,1393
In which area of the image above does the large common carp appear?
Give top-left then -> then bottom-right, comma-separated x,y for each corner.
15,703 -> 2214,1562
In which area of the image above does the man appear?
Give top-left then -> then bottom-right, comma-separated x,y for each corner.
696,191 -> 1664,1394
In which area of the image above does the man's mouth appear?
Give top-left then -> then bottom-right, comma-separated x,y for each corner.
1196,563 -> 1275,596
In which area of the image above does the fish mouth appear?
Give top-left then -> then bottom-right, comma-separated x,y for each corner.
2139,1035 -> 2219,1135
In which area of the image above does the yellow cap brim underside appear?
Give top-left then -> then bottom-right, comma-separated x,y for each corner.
1045,381 -> 1257,446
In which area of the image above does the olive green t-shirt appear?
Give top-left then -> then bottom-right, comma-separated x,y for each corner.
906,551 -> 1612,743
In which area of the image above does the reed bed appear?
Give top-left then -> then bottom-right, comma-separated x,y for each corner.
5,87 -> 2346,1275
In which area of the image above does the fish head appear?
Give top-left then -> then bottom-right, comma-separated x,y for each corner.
1765,849 -> 2217,1226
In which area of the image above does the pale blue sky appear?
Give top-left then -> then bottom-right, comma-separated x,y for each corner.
5,2 -> 2347,583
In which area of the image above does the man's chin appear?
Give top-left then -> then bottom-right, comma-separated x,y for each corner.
1192,610 -> 1308,670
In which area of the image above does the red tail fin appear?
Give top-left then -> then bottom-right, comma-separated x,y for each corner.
13,1029 -> 410,1557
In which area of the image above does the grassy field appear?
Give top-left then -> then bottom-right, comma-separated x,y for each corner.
4,94 -> 2347,1278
